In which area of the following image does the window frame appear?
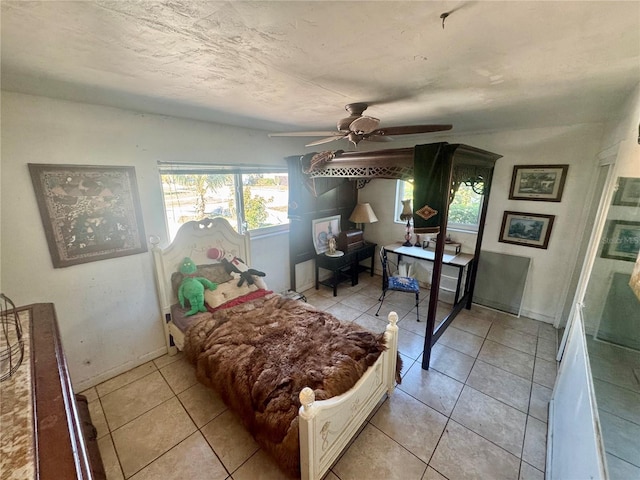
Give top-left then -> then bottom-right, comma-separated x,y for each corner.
159,163 -> 289,240
395,179 -> 482,233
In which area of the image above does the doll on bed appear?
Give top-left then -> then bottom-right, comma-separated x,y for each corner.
206,248 -> 267,290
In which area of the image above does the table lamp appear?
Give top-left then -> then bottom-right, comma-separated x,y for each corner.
400,199 -> 413,246
349,203 -> 378,232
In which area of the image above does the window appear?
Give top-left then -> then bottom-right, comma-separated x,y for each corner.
160,165 -> 288,240
396,180 -> 482,232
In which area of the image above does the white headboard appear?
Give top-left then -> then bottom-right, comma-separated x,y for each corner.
151,217 -> 251,312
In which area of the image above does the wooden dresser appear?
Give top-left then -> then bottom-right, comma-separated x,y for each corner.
0,303 -> 105,480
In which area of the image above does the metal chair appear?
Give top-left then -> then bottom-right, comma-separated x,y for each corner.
375,248 -> 420,321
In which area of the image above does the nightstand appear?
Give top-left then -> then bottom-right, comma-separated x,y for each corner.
315,242 -> 376,296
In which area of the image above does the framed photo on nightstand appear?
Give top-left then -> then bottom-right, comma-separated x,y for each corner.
312,215 -> 341,254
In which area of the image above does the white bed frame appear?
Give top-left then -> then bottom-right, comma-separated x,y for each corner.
151,218 -> 399,480
151,217 -> 251,355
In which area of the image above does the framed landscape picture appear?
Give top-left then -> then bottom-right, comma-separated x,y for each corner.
612,177 -> 640,206
499,211 -> 555,249
312,215 -> 341,254
601,220 -> 640,262
29,164 -> 147,268
509,164 -> 569,202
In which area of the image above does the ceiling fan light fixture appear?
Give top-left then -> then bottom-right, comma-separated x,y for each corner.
337,116 -> 358,131
269,102 -> 453,147
349,116 -> 380,134
347,132 -> 363,146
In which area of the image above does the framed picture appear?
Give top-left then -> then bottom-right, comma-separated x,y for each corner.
509,164 -> 569,202
499,211 -> 555,249
601,220 -> 640,262
312,215 -> 341,254
612,177 -> 640,206
29,164 -> 147,268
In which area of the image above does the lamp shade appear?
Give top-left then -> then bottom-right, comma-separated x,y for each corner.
349,203 -> 378,224
400,199 -> 412,220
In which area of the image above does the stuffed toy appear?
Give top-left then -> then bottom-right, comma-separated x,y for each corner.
204,272 -> 259,309
207,247 -> 267,289
177,257 -> 217,316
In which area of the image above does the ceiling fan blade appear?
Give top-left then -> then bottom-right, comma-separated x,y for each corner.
268,131 -> 340,138
305,135 -> 347,147
373,124 -> 453,136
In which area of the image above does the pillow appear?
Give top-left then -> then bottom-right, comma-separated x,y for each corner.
171,263 -> 232,297
204,276 -> 259,310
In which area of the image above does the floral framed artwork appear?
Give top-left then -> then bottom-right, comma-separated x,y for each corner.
29,164 -> 147,268
601,220 -> 640,262
509,164 -> 569,202
312,215 -> 341,254
612,177 -> 640,206
499,211 -> 555,249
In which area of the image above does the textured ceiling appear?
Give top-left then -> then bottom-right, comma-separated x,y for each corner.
2,1 -> 639,140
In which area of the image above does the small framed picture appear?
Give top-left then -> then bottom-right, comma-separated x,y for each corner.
499,211 -> 555,249
612,177 -> 640,206
312,215 -> 341,254
601,220 -> 640,262
509,164 -> 569,202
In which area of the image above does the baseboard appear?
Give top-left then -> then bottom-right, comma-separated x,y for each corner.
73,346 -> 167,392
519,308 -> 555,324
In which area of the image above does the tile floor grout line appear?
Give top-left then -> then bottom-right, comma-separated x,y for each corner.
442,331 -> 533,463
365,421 -> 431,473
445,418 -> 524,465
100,383 -> 179,433
107,431 -> 126,480
96,367 -> 160,399
108,395 -> 183,436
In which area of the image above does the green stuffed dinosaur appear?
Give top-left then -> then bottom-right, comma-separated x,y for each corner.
177,257 -> 217,316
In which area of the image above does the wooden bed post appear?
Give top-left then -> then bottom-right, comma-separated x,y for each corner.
384,311 -> 399,394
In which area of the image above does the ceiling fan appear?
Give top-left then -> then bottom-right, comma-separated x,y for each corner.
269,103 -> 452,147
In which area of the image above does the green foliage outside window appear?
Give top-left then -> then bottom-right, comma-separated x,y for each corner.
230,186 -> 272,230
448,184 -> 482,225
398,180 -> 481,229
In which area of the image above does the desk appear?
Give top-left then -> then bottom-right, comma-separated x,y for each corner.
1,303 -> 106,480
316,243 -> 376,296
383,244 -> 474,304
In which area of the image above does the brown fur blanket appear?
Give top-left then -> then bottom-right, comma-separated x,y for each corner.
184,294 -> 397,477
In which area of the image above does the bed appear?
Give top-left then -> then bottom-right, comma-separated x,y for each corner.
150,217 -> 399,480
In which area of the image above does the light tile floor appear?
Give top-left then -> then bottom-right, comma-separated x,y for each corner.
85,274 -> 556,480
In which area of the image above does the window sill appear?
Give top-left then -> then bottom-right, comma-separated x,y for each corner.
248,223 -> 290,239
447,226 -> 479,235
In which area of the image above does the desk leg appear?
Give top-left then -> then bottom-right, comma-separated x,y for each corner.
454,266 -> 463,304
463,261 -> 474,309
370,254 -> 375,277
333,269 -> 339,297
315,263 -> 319,290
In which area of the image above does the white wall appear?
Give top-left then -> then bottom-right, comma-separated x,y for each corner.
355,124 -> 604,325
581,84 -> 640,334
0,92 -> 299,390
